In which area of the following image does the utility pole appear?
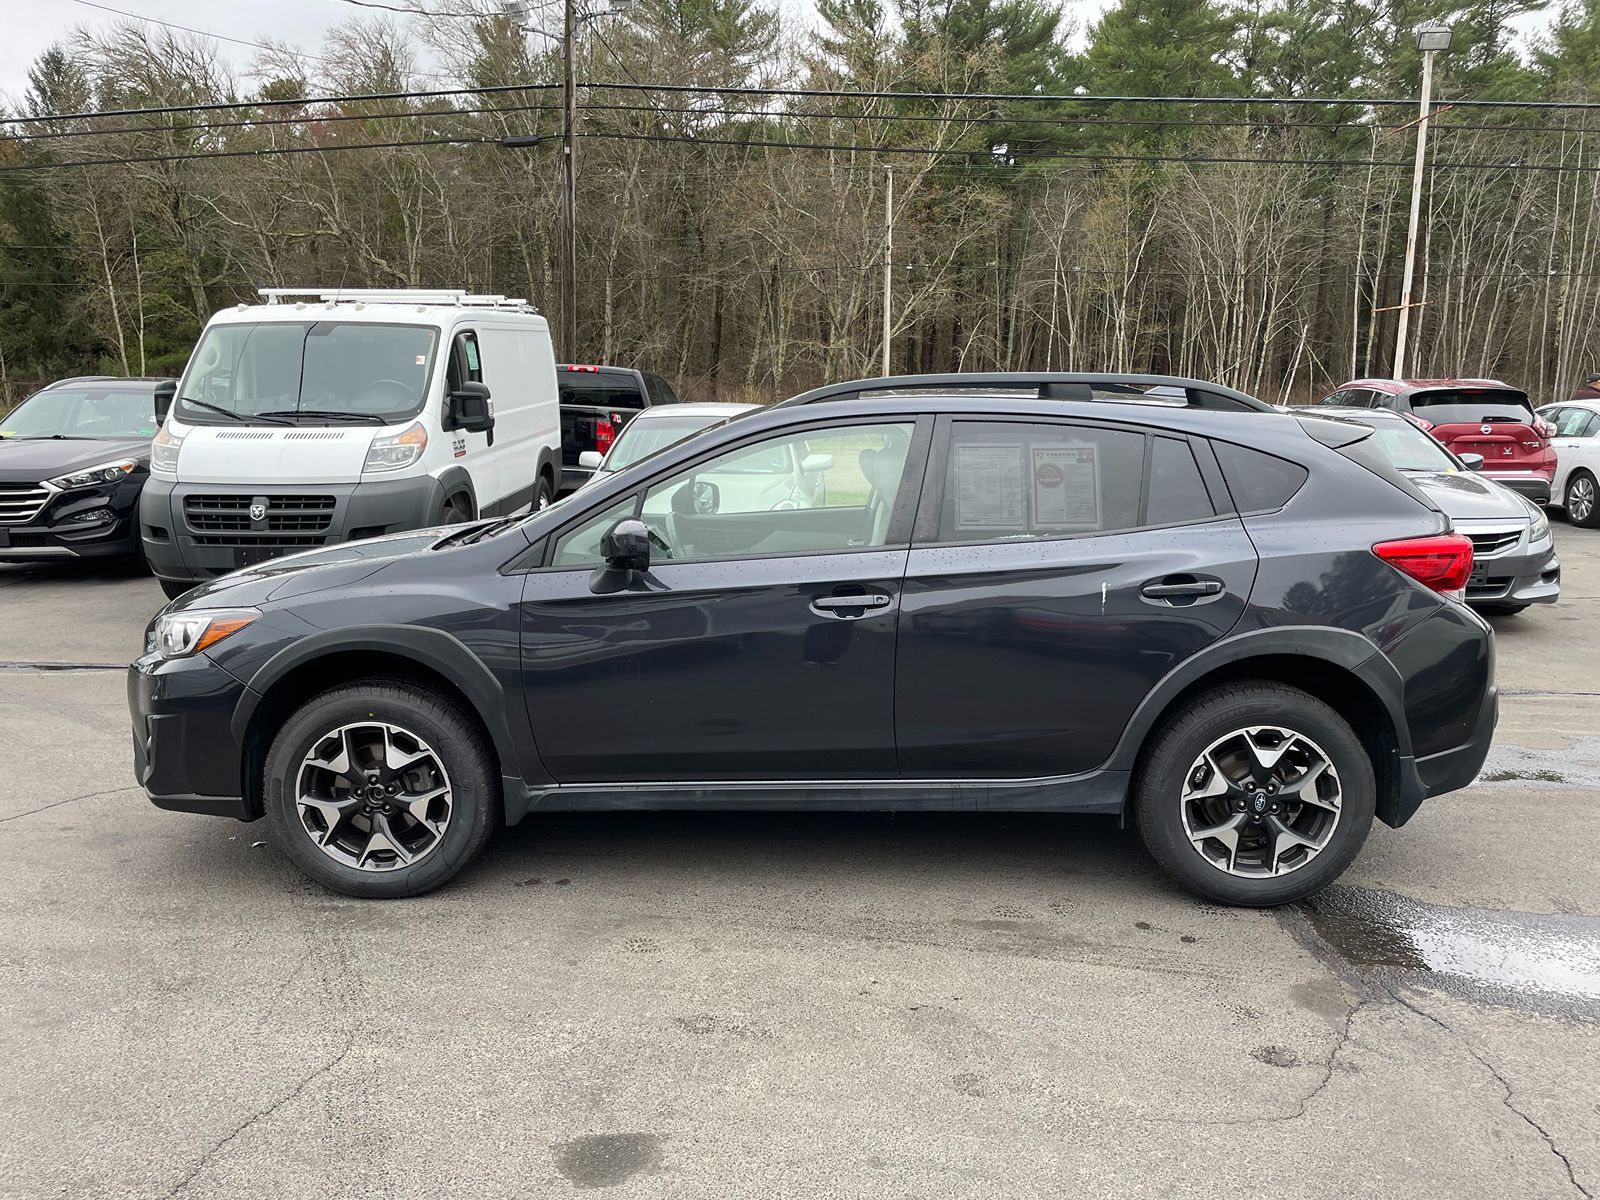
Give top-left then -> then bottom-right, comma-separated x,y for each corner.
1394,22 -> 1452,380
561,0 -> 579,360
881,164 -> 894,377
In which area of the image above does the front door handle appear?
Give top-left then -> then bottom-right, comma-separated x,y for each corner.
811,591 -> 892,617
1140,577 -> 1225,605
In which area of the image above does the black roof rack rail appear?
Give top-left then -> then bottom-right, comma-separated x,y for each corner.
777,372 -> 1275,413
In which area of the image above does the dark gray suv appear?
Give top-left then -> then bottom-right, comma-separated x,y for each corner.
128,374 -> 1497,907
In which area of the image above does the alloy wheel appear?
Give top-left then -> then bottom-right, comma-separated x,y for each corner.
1570,475 -> 1595,524
1180,725 -> 1342,879
295,722 -> 453,871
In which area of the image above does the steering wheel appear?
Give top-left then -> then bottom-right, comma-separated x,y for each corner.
353,379 -> 414,410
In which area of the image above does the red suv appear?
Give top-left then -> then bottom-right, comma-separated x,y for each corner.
1315,379 -> 1555,503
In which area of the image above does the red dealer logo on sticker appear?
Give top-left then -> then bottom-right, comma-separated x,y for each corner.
1036,462 -> 1064,488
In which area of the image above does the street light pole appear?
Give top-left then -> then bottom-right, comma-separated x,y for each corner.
881,164 -> 894,377
1394,22 -> 1452,381
561,0 -> 578,360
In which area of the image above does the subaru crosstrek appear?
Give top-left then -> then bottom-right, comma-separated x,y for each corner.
129,373 -> 1497,906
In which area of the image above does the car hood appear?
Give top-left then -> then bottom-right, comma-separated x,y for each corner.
173,424 -> 378,485
1404,470 -> 1531,521
0,435 -> 150,482
168,524 -> 468,610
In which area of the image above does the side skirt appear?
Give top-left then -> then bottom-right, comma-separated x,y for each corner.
504,770 -> 1130,821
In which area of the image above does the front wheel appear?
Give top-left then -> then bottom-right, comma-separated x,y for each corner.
1566,470 -> 1600,528
263,680 -> 499,898
159,578 -> 192,601
1135,683 -> 1375,907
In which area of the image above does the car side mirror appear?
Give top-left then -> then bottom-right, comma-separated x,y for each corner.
590,518 -> 650,594
446,381 -> 495,433
153,379 -> 176,424
578,450 -> 603,470
800,452 -> 834,473
1459,453 -> 1485,472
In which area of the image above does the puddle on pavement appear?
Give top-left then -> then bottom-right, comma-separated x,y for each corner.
1290,885 -> 1600,1019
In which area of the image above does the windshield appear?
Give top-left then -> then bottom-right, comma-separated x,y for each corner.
1,386 -> 159,439
176,321 -> 439,425
1359,419 -> 1462,472
605,414 -> 731,470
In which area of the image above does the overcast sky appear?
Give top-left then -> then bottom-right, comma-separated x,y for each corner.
1,0 -> 1556,109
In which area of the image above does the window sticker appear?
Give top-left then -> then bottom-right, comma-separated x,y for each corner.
955,442 -> 1025,529
1032,443 -> 1100,530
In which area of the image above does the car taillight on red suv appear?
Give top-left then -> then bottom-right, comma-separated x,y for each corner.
595,418 -> 616,453
1372,534 -> 1474,598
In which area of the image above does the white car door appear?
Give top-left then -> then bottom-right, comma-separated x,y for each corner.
1541,405 -> 1600,506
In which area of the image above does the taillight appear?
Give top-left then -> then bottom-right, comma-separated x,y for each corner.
1402,412 -> 1434,433
1534,417 -> 1556,438
595,418 -> 615,453
1372,534 -> 1474,597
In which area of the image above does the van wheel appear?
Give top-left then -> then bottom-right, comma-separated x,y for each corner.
1134,682 -> 1375,907
159,578 -> 192,601
535,474 -> 554,511
439,495 -> 473,524
262,679 -> 498,899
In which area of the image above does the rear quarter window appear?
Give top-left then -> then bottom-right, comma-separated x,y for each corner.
558,373 -> 647,409
1212,442 -> 1309,513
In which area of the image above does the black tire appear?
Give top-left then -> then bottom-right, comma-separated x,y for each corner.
534,472 -> 555,512
263,679 -> 499,899
1134,682 -> 1375,907
1475,602 -> 1530,616
1565,470 -> 1600,528
439,494 -> 474,525
159,578 -> 192,601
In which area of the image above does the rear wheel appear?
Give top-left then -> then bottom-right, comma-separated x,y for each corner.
1566,470 -> 1599,528
1135,682 -> 1375,907
534,473 -> 554,512
263,680 -> 499,898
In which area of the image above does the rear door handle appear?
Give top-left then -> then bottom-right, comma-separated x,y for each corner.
1141,577 -> 1225,603
811,591 -> 892,617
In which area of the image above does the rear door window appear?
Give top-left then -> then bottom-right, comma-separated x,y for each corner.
1409,388 -> 1533,425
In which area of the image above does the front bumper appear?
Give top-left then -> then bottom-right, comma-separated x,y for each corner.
1480,471 -> 1552,504
128,652 -> 256,820
1466,541 -> 1560,608
141,475 -> 445,585
0,481 -> 143,561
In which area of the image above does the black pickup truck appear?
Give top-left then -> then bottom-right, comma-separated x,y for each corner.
557,364 -> 682,493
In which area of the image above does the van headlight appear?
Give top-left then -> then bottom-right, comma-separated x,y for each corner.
49,459 -> 138,490
363,422 -> 428,473
150,424 -> 184,478
148,608 -> 260,659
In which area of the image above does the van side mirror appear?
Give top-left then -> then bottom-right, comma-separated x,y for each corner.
589,518 -> 650,594
446,381 -> 495,433
153,379 -> 176,424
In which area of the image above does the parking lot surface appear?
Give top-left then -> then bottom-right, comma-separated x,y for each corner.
3,532 -> 1598,1199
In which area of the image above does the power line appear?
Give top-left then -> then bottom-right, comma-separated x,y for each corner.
0,134 -> 500,174
68,0 -> 324,63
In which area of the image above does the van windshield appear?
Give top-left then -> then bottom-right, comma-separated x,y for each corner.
175,321 -> 440,425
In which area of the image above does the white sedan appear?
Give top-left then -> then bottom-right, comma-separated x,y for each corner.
1535,399 -> 1600,527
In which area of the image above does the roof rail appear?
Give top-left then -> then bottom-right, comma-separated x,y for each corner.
257,287 -> 536,312
777,372 -> 1274,413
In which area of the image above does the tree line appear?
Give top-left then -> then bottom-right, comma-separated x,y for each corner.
3,0 -> 1600,408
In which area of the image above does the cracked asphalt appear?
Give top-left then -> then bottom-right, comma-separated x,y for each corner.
2,526 -> 1598,1199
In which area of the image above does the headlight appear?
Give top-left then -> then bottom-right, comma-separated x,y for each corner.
48,459 -> 139,490
1529,506 -> 1551,543
148,608 -> 260,659
150,423 -> 184,477
363,422 -> 428,473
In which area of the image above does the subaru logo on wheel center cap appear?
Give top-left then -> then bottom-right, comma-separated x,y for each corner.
1251,791 -> 1268,814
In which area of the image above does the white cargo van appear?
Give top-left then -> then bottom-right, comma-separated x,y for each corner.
141,288 -> 560,598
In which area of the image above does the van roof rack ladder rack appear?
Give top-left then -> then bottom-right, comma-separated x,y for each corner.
257,288 -> 536,311
777,372 -> 1274,413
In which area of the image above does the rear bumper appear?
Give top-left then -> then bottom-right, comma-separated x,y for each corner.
560,465 -> 595,493
1481,472 -> 1551,504
1397,683 -> 1499,819
128,653 -> 255,820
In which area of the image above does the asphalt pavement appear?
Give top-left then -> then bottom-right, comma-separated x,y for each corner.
1,526 -> 1597,1199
